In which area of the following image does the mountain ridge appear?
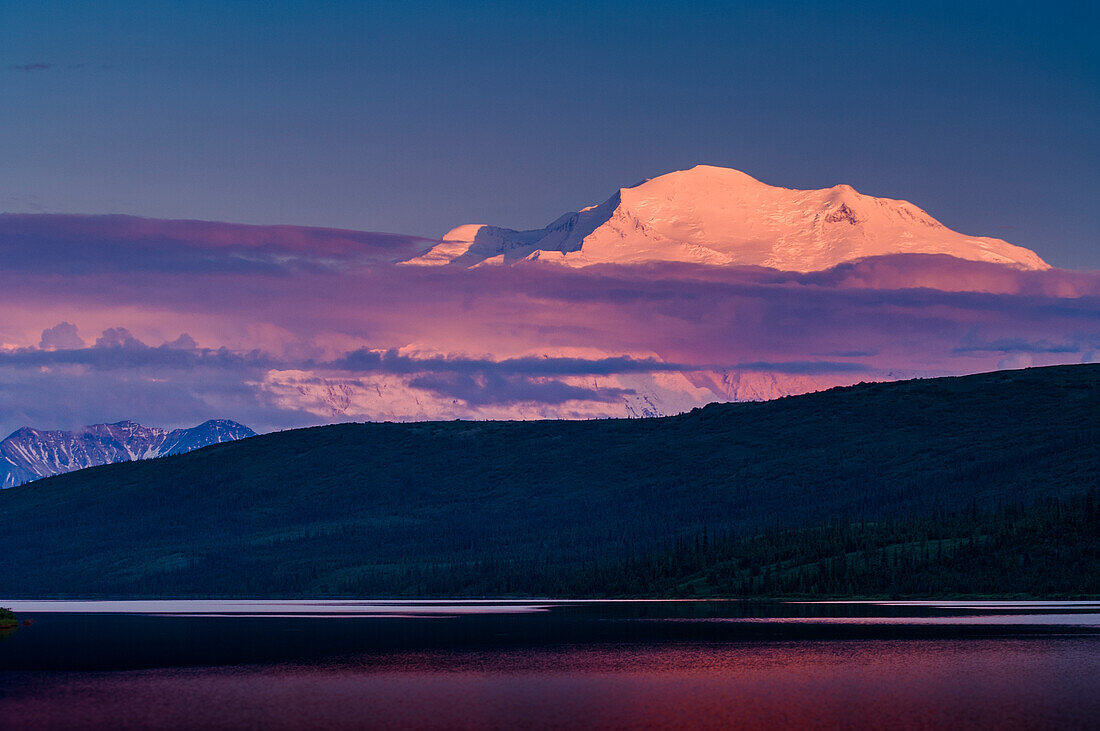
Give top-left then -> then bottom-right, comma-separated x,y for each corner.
405,165 -> 1049,272
0,418 -> 256,488
0,364 -> 1094,597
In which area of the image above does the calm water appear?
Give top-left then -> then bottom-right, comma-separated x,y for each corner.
2,600 -> 1098,729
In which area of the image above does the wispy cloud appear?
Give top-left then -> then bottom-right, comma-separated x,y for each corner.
407,372 -> 634,406
9,62 -> 55,72
0,214 -> 433,275
8,62 -> 94,73
329,350 -> 694,376
953,336 -> 1093,355
327,349 -> 870,377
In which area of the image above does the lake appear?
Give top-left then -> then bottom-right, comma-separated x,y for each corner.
2,600 -> 1098,729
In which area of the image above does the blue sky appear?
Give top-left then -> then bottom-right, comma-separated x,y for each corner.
3,1 -> 1098,267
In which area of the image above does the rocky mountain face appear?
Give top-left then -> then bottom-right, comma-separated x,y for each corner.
0,419 -> 256,488
404,165 -> 1048,272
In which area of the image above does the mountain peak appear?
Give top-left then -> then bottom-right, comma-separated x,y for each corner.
403,165 -> 1049,272
106,420 -> 142,429
649,164 -> 766,186
0,419 -> 256,488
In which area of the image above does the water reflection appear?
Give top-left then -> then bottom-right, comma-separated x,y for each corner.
3,639 -> 1098,730
1,601 -> 1098,729
5,597 -> 1099,619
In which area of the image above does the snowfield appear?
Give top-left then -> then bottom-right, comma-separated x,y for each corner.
404,165 -> 1049,272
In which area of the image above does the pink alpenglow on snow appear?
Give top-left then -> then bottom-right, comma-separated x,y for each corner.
405,166 -> 1049,272
0,167 -> 1092,436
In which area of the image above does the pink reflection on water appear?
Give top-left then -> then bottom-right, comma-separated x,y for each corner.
659,614 -> 1100,626
0,599 -> 557,615
3,640 -> 1098,730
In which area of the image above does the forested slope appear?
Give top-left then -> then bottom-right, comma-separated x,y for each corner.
0,364 -> 1096,597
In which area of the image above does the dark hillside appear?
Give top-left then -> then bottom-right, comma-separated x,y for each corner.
540,490 -> 1100,598
0,364 -> 1096,597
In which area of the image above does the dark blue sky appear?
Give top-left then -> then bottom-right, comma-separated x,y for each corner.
3,1 -> 1097,267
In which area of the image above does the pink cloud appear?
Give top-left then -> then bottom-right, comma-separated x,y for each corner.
0,216 -> 1098,433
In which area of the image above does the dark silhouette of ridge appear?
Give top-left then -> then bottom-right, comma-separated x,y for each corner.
0,364 -> 1096,598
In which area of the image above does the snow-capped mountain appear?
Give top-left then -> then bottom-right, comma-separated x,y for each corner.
405,165 -> 1049,272
258,368 -> 728,422
0,419 -> 256,488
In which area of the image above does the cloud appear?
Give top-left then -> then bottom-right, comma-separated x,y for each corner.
726,360 -> 873,374
8,62 -> 96,73
0,214 -> 433,275
39,322 -> 84,350
953,336 -> 1089,355
0,329 -> 272,372
329,349 -> 697,376
95,327 -> 144,349
812,349 -> 878,358
0,215 -> 1098,431
166,333 -> 198,350
0,363 -> 316,437
408,373 -> 633,406
325,349 -> 872,379
10,63 -> 54,72
997,353 -> 1034,370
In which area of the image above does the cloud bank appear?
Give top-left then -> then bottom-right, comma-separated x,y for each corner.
1,215 -> 1097,435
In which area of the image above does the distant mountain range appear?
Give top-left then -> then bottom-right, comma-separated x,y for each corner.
0,364 -> 1094,598
0,419 -> 256,488
404,165 -> 1049,271
0,166 -> 1078,431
